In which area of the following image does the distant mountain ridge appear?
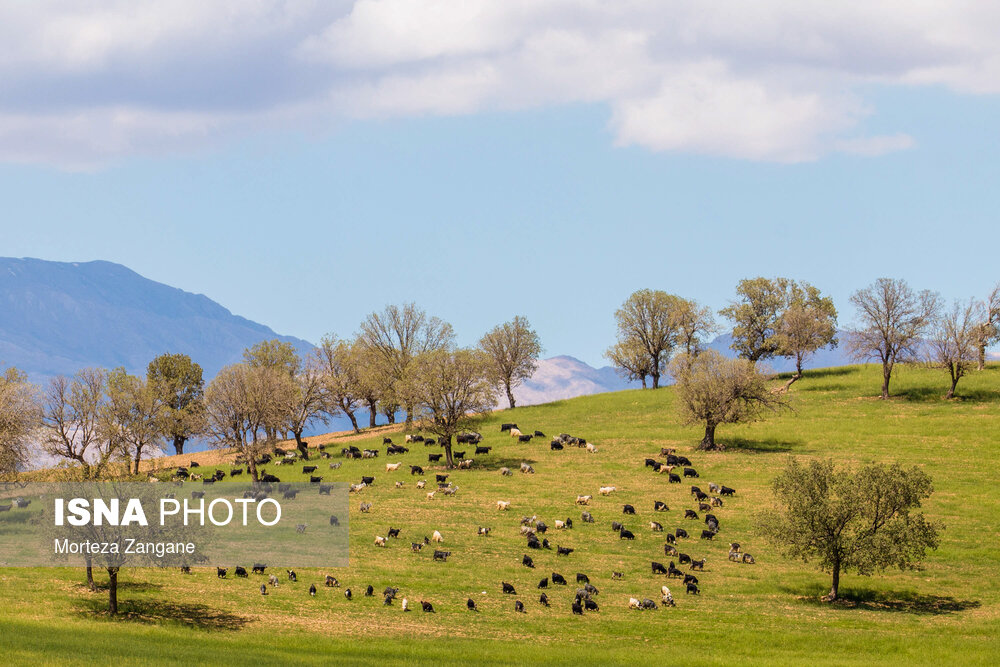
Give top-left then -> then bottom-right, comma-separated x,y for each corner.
0,257 -> 312,381
512,355 -> 640,406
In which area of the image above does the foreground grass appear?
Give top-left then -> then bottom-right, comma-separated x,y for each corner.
2,363 -> 998,665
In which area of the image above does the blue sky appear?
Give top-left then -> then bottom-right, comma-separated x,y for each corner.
2,3 -> 999,366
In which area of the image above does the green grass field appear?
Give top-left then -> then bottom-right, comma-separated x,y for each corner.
2,363 -> 998,665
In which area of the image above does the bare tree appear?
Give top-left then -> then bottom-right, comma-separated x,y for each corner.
42,369 -> 116,479
928,299 -> 983,399
0,367 -> 41,479
848,278 -> 940,399
205,364 -> 294,482
669,350 -> 787,450
974,283 -> 1000,370
316,335 -> 362,433
359,303 -> 454,426
401,349 -> 496,467
285,358 -> 328,458
605,339 -> 654,389
479,316 -> 542,408
613,289 -> 686,389
354,339 -> 391,428
102,368 -> 164,475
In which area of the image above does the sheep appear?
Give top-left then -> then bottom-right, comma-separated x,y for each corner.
661,586 -> 675,607
519,462 -> 535,474
599,486 -> 617,495
509,428 -> 523,438
458,459 -> 474,469
586,443 -> 598,453
374,536 -> 387,547
629,597 -> 642,609
416,480 -> 426,489
425,491 -> 436,500
432,530 -> 444,543
385,462 -> 402,472
499,467 -> 513,476
496,500 -> 511,511
576,495 -> 592,505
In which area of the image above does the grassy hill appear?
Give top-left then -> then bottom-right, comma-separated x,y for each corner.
2,364 -> 998,665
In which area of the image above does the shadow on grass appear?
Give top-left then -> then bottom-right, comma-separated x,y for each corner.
724,438 -> 798,454
896,386 -> 1000,403
74,580 -> 163,593
74,597 -> 249,630
784,584 -> 981,615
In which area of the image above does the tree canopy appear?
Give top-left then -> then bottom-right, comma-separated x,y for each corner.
669,350 -> 787,450
761,458 -> 939,601
612,289 -> 686,389
0,367 -> 41,479
479,316 -> 542,409
146,352 -> 205,456
928,298 -> 982,399
848,278 -> 939,399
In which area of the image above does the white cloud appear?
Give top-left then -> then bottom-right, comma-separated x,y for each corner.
1,1 -> 999,167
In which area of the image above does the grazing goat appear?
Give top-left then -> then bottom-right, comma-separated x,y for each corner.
325,575 -> 339,587
586,443 -> 598,453
217,567 -> 227,578
651,561 -> 667,574
557,546 -> 574,556
664,544 -> 678,557
581,511 -> 594,523
499,467 -> 513,476
388,527 -> 400,539
612,572 -> 624,580
701,529 -> 717,540
576,495 -> 592,505
421,601 -> 435,613
432,530 -> 444,543
411,542 -> 423,552
623,504 -> 636,515
433,550 -> 450,561
374,536 -> 387,547
572,600 -> 584,615
537,577 -> 549,589
416,480 -> 426,488
475,446 -> 492,455
502,582 -> 516,594
385,462 -> 402,472
675,528 -> 689,539
410,465 -> 424,475
550,440 -> 564,451
467,598 -> 477,611
509,428 -> 523,438
661,586 -> 675,606
519,462 -> 535,474
654,500 -> 669,512
252,563 -> 266,574
619,529 -> 636,540
329,515 -> 340,526
686,582 -> 700,595
628,597 -> 642,609
359,502 -> 372,513
428,454 -> 442,462
685,509 -> 699,520
235,566 -> 248,578
691,558 -> 706,571
599,486 -> 616,495
650,521 -> 663,532
268,574 -> 279,587
720,485 -> 736,496
742,553 -> 755,564
668,473 -> 681,483
477,526 -> 491,536
496,500 -> 511,511
551,572 -> 567,585
522,554 -> 535,568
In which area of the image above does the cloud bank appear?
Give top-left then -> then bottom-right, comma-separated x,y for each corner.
2,1 -> 999,167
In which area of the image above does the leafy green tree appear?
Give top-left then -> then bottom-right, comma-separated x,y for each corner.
761,458 -> 939,601
674,298 -> 718,357
479,316 -> 542,408
719,277 -> 790,363
284,358 -> 328,458
0,366 -> 41,479
774,283 -> 838,387
612,289 -> 686,389
244,339 -> 300,377
669,350 -> 787,450
847,278 -> 940,399
147,353 -> 205,456
400,349 -> 496,467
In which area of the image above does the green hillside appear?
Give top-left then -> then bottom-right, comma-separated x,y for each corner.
2,364 -> 998,666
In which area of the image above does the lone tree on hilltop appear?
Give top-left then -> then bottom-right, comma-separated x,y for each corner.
606,338 -> 655,389
611,289 -> 686,389
479,316 -> 542,409
847,278 -> 939,399
761,458 -> 939,602
669,350 -> 787,450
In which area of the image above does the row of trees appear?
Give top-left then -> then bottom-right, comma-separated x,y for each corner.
0,305 -> 543,479
608,278 -> 1000,400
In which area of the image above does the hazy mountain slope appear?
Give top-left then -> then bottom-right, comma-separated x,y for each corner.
512,355 -> 640,406
0,257 -> 312,381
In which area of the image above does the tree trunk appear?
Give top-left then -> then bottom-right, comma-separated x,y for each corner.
443,434 -> 454,468
640,376 -> 647,390
367,400 -> 377,428
404,404 -> 414,428
346,410 -> 360,433
385,408 -> 396,425
107,567 -> 119,614
248,457 -> 259,483
173,435 -> 186,456
824,560 -> 841,602
294,431 -> 309,460
978,344 -> 986,371
85,556 -> 96,591
697,423 -> 721,451
777,373 -> 802,394
651,371 -> 660,389
881,363 -> 892,400
506,384 -> 516,409
945,371 -> 959,400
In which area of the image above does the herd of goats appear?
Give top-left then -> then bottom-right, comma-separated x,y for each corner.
175,423 -> 755,616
